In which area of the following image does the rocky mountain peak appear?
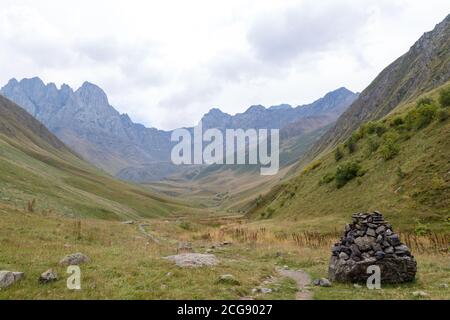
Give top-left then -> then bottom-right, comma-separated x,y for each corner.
75,81 -> 110,108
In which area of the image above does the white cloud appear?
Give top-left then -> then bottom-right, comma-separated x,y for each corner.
0,0 -> 449,129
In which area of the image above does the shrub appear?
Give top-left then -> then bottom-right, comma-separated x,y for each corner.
390,116 -> 404,127
416,97 -> 434,107
379,132 -> 400,161
335,162 -> 363,188
365,136 -> 380,156
415,104 -> 438,129
320,172 -> 335,185
302,160 -> 322,174
375,123 -> 387,137
437,108 -> 449,122
334,147 -> 344,162
438,88 -> 450,107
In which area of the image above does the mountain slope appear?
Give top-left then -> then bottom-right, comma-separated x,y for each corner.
249,82 -> 450,233
310,14 -> 450,158
0,94 -> 192,220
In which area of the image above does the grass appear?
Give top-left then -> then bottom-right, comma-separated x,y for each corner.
1,205 -> 448,300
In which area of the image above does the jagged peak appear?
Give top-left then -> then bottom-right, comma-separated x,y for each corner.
246,104 -> 266,113
75,81 -> 109,106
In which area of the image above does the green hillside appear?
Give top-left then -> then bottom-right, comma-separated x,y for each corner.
249,84 -> 450,234
0,95 -> 194,220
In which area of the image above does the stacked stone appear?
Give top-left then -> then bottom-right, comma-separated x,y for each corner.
329,211 -> 417,283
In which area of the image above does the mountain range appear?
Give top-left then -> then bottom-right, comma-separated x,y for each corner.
1,79 -> 357,182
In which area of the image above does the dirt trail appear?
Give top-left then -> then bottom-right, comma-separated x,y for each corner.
138,223 -> 161,244
277,268 -> 313,300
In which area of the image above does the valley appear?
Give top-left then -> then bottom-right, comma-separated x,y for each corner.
0,11 -> 449,301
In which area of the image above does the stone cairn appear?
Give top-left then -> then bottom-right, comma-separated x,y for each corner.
328,211 -> 417,283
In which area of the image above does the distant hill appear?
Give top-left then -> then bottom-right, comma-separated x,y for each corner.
1,79 -> 357,183
0,94 -> 192,219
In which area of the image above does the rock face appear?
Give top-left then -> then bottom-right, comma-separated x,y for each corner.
59,253 -> 91,266
165,253 -> 218,268
329,212 -> 417,283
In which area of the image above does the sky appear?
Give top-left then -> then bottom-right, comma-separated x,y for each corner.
0,0 -> 449,130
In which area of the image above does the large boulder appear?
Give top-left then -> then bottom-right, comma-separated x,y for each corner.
328,212 -> 417,283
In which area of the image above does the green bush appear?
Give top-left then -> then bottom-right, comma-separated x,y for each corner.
437,108 -> 449,122
405,103 -> 438,130
390,116 -> 404,127
379,132 -> 400,161
365,136 -> 380,156
334,147 -> 344,162
320,172 -> 335,185
335,162 -> 363,188
438,88 -> 450,107
416,97 -> 434,107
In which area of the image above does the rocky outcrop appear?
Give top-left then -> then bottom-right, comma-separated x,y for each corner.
329,212 -> 417,283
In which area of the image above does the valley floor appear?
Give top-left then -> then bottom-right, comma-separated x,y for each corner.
0,204 -> 448,300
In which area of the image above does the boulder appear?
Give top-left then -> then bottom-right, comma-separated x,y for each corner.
0,271 -> 24,289
59,253 -> 91,266
165,253 -> 218,268
39,269 -> 58,284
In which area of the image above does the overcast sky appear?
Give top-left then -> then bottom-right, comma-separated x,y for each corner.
1,0 -> 449,130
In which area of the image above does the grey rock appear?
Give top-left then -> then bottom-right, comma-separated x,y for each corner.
217,274 -> 240,286
121,220 -> 134,225
0,271 -> 25,289
319,278 -> 332,287
366,228 -> 376,237
165,253 -> 218,268
412,291 -> 429,297
259,288 -> 273,294
339,252 -> 350,260
384,247 -> 394,254
39,269 -> 58,284
59,253 -> 91,266
376,226 -> 386,234
354,236 -> 376,251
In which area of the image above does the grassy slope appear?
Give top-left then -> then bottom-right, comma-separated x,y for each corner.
0,95 -> 196,220
248,83 -> 450,234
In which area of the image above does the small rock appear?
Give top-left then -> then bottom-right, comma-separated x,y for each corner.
12,272 -> 25,282
353,284 -> 362,289
438,283 -> 448,289
412,291 -> 429,297
259,288 -> 272,294
313,279 -> 321,286
0,271 -> 15,289
217,274 -> 241,286
375,251 -> 386,260
366,228 -> 376,237
121,220 -> 134,225
59,253 -> 91,266
375,226 -> 386,234
39,269 -> 58,284
319,278 -> 332,287
339,252 -> 349,260
283,265 -> 289,270
384,246 -> 394,254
